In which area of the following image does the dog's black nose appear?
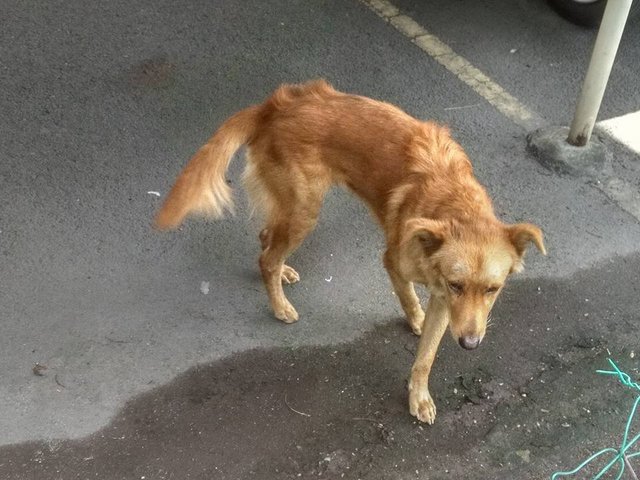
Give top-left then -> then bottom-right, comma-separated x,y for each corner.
459,336 -> 481,350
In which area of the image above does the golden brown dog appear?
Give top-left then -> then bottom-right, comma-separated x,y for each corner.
155,80 -> 546,424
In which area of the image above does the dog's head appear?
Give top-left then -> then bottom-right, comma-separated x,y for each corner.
403,218 -> 546,349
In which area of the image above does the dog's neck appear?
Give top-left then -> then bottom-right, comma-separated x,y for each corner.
384,174 -> 498,243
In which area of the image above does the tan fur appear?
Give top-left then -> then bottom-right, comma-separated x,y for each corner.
155,80 -> 546,424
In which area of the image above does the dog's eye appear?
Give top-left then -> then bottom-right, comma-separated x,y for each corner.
486,286 -> 500,294
447,282 -> 464,294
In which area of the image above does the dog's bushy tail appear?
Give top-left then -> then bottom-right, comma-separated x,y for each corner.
154,105 -> 260,230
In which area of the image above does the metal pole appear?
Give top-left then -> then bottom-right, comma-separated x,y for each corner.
567,0 -> 633,146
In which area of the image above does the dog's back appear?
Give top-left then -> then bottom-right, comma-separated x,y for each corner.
247,81 -> 482,222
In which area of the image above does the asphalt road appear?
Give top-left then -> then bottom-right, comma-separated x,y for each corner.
1,0 -> 639,478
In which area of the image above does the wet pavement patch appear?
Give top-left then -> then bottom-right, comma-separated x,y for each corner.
130,56 -> 176,89
1,255 -> 640,479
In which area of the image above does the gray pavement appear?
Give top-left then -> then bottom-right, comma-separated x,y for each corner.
1,0 -> 639,478
393,0 -> 640,123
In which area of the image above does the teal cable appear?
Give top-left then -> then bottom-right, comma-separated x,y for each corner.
551,358 -> 639,480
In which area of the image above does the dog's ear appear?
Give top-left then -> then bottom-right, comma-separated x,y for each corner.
507,223 -> 547,259
404,218 -> 450,256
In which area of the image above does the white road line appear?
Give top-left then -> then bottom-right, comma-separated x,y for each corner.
598,110 -> 640,155
597,177 -> 640,220
596,110 -> 640,220
361,0 -> 543,130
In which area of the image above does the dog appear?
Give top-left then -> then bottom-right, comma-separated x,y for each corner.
155,80 -> 546,424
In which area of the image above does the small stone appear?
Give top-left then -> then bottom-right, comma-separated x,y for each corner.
515,449 -> 531,463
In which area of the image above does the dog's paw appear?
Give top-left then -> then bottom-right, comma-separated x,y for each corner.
274,300 -> 299,324
409,388 -> 437,424
408,308 -> 425,336
281,265 -> 300,284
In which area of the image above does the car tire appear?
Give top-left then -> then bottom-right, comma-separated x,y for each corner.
549,0 -> 639,28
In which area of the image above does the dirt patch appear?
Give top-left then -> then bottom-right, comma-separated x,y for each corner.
1,256 -> 640,479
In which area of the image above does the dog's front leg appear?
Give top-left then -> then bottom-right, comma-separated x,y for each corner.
408,295 -> 449,424
384,252 -> 425,335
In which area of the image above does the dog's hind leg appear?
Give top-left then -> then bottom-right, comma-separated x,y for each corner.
245,145 -> 330,322
259,228 -> 300,284
253,161 -> 328,323
259,200 -> 322,323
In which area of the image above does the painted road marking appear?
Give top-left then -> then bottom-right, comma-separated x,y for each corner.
596,111 -> 640,219
598,177 -> 640,219
598,110 -> 640,155
361,0 -> 543,130
361,0 -> 640,222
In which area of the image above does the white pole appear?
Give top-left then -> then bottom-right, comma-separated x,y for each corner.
567,0 -> 633,146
